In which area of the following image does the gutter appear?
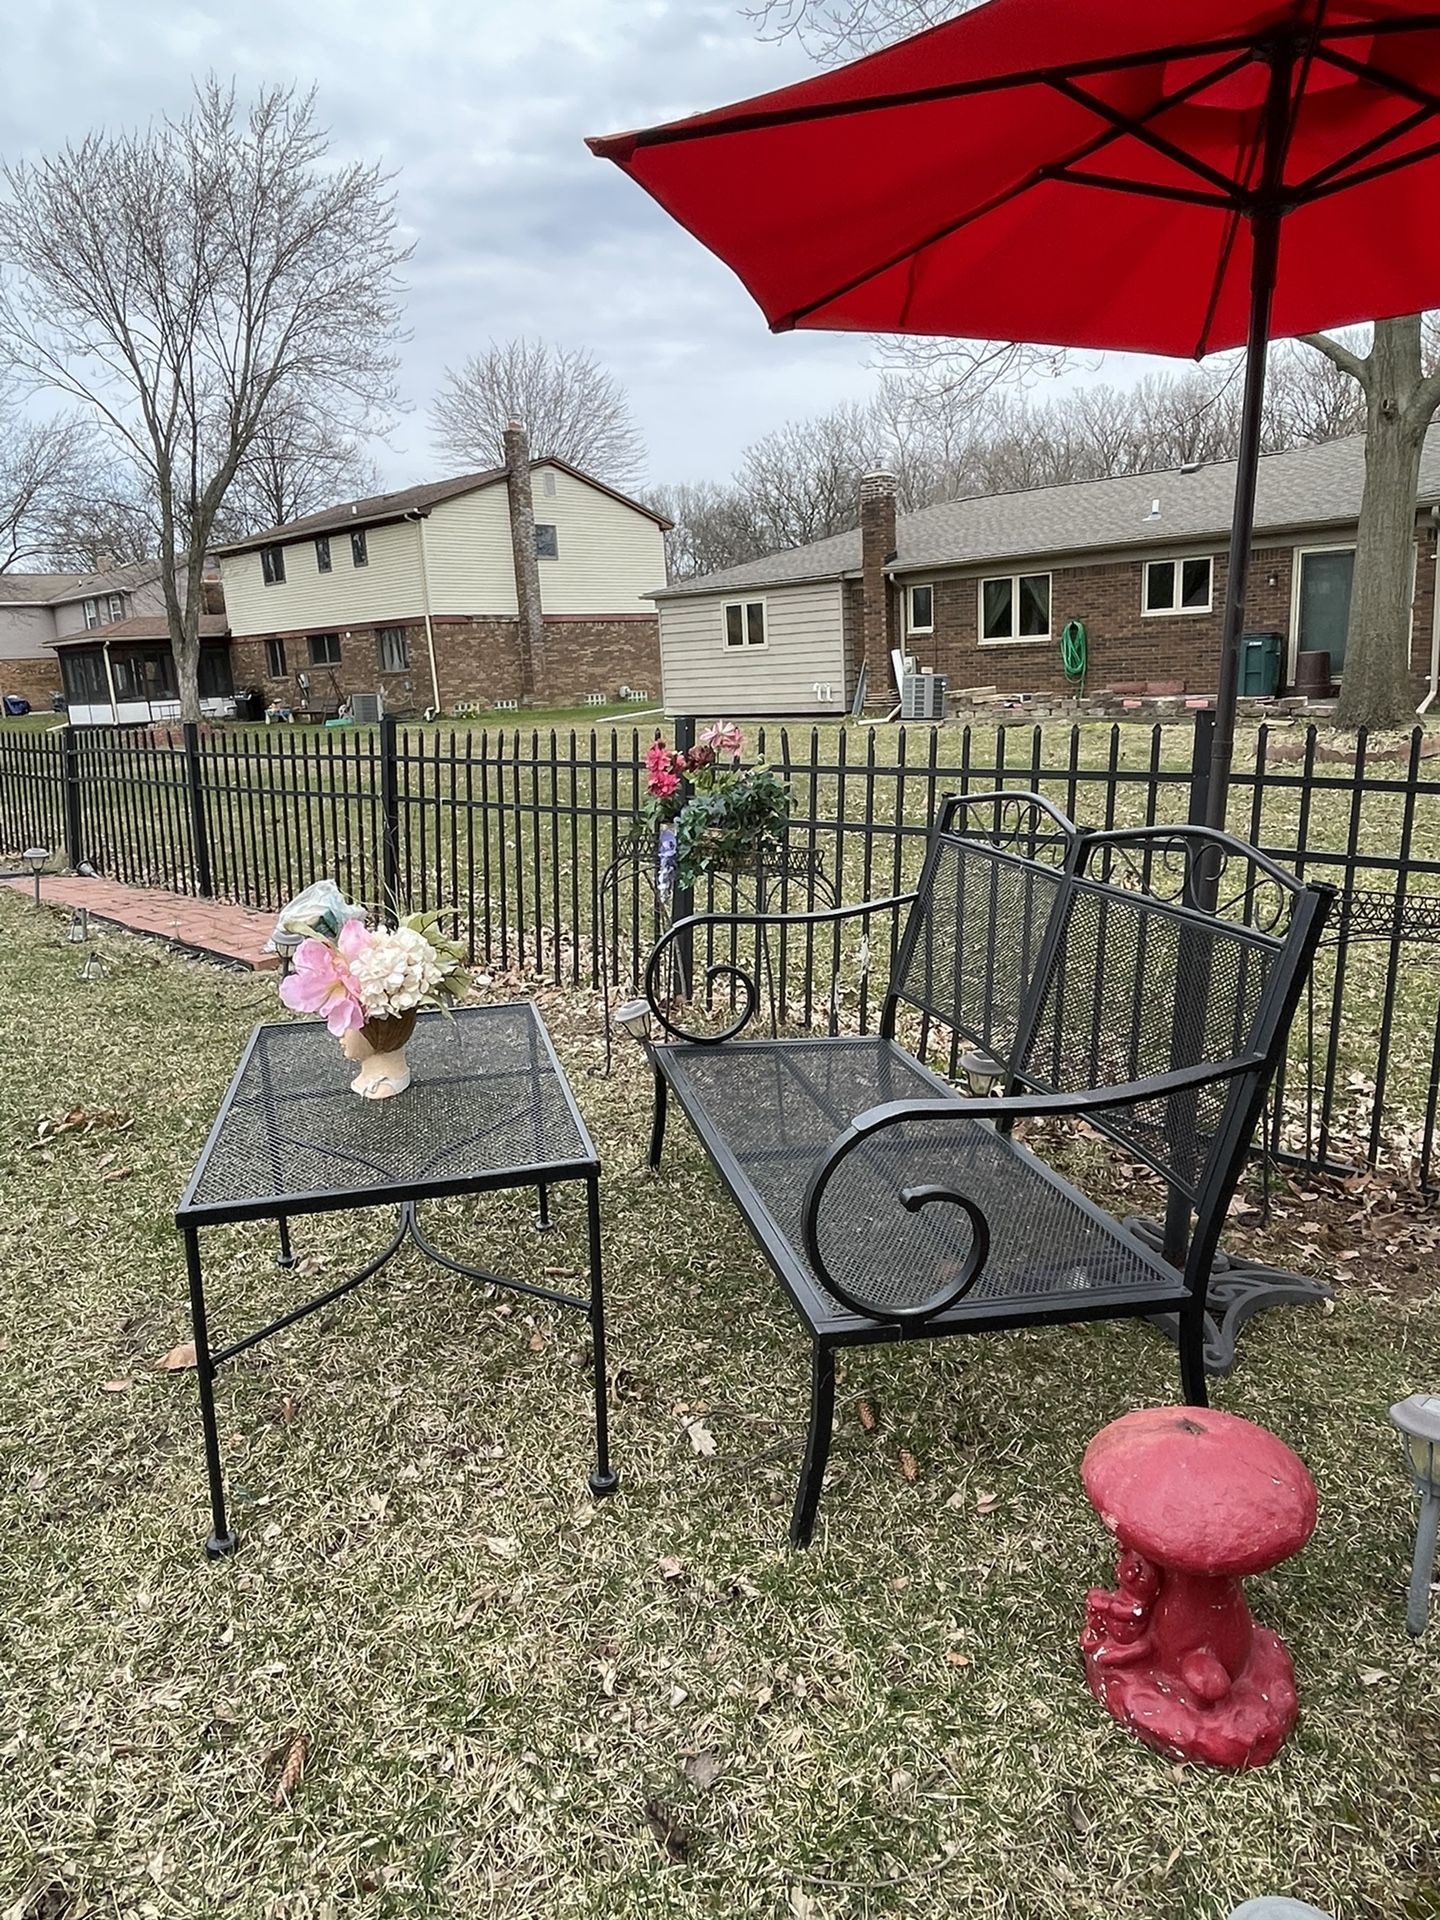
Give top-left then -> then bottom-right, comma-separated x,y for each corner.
1422,504 -> 1440,716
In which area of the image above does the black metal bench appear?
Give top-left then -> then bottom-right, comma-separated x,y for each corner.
634,792 -> 1333,1546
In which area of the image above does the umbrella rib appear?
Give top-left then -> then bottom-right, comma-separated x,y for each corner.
1302,125 -> 1440,202
1047,168 -> 1234,208
777,50 -> 1254,331
1293,100 -> 1437,197
597,35 -> 1264,151
1310,41 -> 1440,115
1045,77 -> 1246,199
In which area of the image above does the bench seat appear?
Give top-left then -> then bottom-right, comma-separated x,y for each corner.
659,1035 -> 1189,1342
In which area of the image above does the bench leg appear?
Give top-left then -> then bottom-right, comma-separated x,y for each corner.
790,1343 -> 836,1549
1178,1297 -> 1210,1408
647,1065 -> 668,1171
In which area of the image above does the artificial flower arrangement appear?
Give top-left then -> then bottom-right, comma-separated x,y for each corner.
279,906 -> 469,1100
642,720 -> 791,893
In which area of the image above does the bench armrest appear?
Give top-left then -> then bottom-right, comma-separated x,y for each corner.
642,891 -> 917,1045
799,1054 -> 1264,1326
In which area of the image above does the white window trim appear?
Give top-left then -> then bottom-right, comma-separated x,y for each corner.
721,596 -> 768,651
907,582 -> 935,635
976,571 -> 1053,648
261,545 -> 286,587
1142,554 -> 1215,617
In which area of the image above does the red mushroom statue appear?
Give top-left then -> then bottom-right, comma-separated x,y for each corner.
1080,1407 -> 1317,1769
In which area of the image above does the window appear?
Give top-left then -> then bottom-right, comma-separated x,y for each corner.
1144,555 -> 1213,615
377,625 -> 409,672
309,633 -> 341,667
979,572 -> 1051,644
113,649 -> 176,701
350,528 -> 368,567
540,469 -> 557,498
61,649 -> 107,706
316,536 -> 332,573
908,583 -> 935,633
261,545 -> 286,586
534,523 -> 559,560
83,597 -> 101,629
723,600 -> 766,648
265,636 -> 288,678
106,593 -> 125,623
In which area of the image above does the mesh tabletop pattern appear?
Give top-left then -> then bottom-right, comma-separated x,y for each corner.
664,1037 -> 1182,1327
180,1004 -> 594,1220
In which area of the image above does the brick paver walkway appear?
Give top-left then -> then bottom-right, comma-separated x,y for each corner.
4,873 -> 277,969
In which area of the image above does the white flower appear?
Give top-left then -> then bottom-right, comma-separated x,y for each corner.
349,925 -> 444,1019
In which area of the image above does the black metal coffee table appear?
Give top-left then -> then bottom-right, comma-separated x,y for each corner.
175,1001 -> 616,1558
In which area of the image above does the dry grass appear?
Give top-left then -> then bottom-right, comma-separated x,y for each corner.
2,888 -> 1439,1920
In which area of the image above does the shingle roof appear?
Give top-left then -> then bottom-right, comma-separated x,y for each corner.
49,613 -> 229,647
213,458 -> 671,557
655,428 -> 1440,599
0,560 -> 161,605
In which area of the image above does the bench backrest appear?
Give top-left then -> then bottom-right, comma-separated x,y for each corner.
884,793 -> 1333,1270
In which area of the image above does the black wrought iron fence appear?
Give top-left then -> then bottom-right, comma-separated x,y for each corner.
2,710 -> 1437,1193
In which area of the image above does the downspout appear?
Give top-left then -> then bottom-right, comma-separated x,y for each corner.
407,510 -> 442,718
101,639 -> 120,722
1419,505 -> 1440,716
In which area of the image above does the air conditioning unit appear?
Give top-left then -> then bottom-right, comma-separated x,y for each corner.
900,671 -> 947,721
350,691 -> 384,724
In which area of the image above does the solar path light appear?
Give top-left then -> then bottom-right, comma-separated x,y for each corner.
1390,1394 -> 1440,1637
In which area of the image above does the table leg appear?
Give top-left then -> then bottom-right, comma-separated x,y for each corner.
182,1226 -> 239,1559
585,1174 -> 618,1499
276,1214 -> 295,1269
535,1182 -> 552,1231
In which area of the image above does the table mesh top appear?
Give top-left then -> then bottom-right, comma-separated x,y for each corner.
180,1003 -> 594,1218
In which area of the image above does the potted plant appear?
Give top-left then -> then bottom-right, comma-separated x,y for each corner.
641,722 -> 790,895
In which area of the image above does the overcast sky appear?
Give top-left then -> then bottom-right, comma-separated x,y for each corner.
6,0 -> 1151,494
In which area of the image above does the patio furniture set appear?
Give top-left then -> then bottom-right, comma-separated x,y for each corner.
176,789 -> 1332,1559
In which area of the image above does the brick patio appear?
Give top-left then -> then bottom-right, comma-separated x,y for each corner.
2,873 -> 277,969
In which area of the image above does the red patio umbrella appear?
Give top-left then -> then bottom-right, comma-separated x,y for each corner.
590,0 -> 1440,825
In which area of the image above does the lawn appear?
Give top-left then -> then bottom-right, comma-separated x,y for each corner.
3,888 -> 1438,1920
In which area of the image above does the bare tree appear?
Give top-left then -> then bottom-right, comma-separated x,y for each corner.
430,339 -> 647,488
44,468 -> 159,571
746,0 -> 961,58
0,403 -> 96,570
0,79 -> 407,720
1298,317 -> 1440,727
647,479 -> 769,580
213,397 -> 383,541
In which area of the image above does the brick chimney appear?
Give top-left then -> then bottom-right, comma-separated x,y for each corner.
859,470 -> 897,706
504,419 -> 543,705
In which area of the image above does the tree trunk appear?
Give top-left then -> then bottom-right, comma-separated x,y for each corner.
1335,317 -> 1426,729
163,546 -> 203,725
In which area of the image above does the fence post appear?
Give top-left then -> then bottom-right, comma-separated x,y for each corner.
60,726 -> 83,873
182,722 -> 214,899
379,713 -> 401,921
1187,706 -> 1215,830
671,714 -> 696,992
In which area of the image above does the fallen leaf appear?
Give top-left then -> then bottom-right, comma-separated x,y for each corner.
484,1535 -> 517,1559
975,1490 -> 999,1515
669,1684 -> 689,1707
686,1419 -> 717,1458
154,1342 -> 196,1372
898,1448 -> 919,1484
1358,1667 -> 1389,1686
683,1750 -> 722,1790
101,1378 -> 132,1394
657,1555 -> 686,1582
528,1330 -> 546,1352
271,1730 -> 309,1807
945,1649 -> 972,1668
856,1399 -> 878,1434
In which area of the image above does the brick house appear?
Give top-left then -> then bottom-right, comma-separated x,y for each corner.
653,428 -> 1440,717
215,438 -> 669,715
0,561 -> 173,712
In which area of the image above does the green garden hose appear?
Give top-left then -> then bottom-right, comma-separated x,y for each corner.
1060,618 -> 1088,692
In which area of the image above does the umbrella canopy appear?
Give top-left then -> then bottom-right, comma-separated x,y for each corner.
589,0 -> 1440,357
591,0 -> 1440,829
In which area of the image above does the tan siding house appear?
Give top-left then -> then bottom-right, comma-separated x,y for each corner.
216,458 -> 668,714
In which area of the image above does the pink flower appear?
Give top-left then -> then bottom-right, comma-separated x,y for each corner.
647,765 -> 680,799
278,934 -> 364,1035
699,720 -> 744,757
